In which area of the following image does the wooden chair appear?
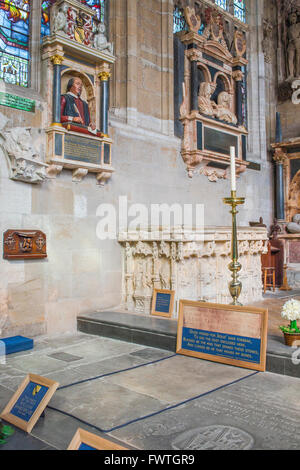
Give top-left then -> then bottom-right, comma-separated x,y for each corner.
262,267 -> 276,293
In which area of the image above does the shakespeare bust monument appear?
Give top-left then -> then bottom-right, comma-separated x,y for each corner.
61,76 -> 96,133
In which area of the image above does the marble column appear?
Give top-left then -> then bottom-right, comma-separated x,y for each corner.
98,65 -> 111,136
190,57 -> 199,112
233,69 -> 244,126
50,54 -> 64,126
273,149 -> 287,221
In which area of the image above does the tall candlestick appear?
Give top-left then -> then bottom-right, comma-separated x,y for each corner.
230,146 -> 236,192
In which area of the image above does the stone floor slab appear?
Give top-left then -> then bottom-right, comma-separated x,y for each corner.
110,372 -> 300,450
104,355 -> 252,404
0,332 -> 299,451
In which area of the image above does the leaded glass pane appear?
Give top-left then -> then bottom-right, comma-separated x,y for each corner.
215,0 -> 227,11
80,0 -> 106,23
0,0 -> 30,87
234,0 -> 246,23
41,0 -> 51,37
173,6 -> 187,34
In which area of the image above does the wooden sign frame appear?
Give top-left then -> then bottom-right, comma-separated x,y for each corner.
0,374 -> 59,433
67,428 -> 127,450
151,289 -> 175,318
176,300 -> 268,372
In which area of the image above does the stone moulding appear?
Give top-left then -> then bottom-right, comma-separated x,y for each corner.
118,226 -> 268,317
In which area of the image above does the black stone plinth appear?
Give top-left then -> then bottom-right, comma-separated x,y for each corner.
77,311 -> 178,352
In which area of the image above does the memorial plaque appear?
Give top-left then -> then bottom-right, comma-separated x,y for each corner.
0,92 -> 35,113
64,133 -> 101,165
204,127 -> 238,156
151,289 -> 175,318
177,300 -> 268,371
0,374 -> 59,433
67,428 -> 127,450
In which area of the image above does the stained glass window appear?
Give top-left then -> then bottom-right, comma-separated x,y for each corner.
173,6 -> 187,34
80,0 -> 106,23
41,0 -> 51,38
215,0 -> 228,11
234,0 -> 246,23
0,0 -> 30,87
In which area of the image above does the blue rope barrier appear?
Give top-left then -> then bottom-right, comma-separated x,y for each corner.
57,353 -> 177,390
47,368 -> 259,434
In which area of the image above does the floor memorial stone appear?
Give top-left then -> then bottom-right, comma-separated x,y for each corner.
0,333 -> 299,450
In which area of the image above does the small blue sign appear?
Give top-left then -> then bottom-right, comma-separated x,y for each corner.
79,443 -> 97,450
182,327 -> 261,364
10,382 -> 49,422
155,292 -> 171,313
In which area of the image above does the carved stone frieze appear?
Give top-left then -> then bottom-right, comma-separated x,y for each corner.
119,226 -> 268,317
1,127 -> 49,184
49,0 -> 114,57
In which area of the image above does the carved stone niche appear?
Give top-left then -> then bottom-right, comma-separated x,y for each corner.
42,0 -> 115,185
118,226 -> 268,317
179,7 -> 249,181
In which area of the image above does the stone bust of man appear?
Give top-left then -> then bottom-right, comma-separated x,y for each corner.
60,77 -> 96,130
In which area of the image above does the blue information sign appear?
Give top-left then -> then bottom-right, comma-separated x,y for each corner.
79,443 -> 97,450
155,292 -> 171,313
10,382 -> 49,422
182,327 -> 261,364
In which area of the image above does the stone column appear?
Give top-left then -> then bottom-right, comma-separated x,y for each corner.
273,148 -> 287,222
50,54 -> 64,126
98,64 -> 111,136
190,56 -> 199,112
233,69 -> 244,126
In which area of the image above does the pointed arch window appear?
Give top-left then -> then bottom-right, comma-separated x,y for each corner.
0,0 -> 31,87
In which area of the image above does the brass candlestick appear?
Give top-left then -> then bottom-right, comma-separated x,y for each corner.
223,190 -> 245,305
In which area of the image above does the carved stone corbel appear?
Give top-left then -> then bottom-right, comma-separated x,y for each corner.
46,164 -> 63,179
96,171 -> 112,186
72,168 -> 88,182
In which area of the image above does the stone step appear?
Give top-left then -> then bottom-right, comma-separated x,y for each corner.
77,311 -> 300,379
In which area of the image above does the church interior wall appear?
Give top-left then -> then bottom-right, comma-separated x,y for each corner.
0,0 -> 277,337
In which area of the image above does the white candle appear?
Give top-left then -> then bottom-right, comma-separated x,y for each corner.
230,146 -> 236,192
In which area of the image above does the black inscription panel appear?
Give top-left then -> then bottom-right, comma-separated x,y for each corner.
64,134 -> 101,165
204,127 -> 238,156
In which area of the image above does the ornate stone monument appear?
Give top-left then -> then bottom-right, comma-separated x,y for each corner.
119,226 -> 268,317
42,0 -> 115,184
178,6 -> 249,181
